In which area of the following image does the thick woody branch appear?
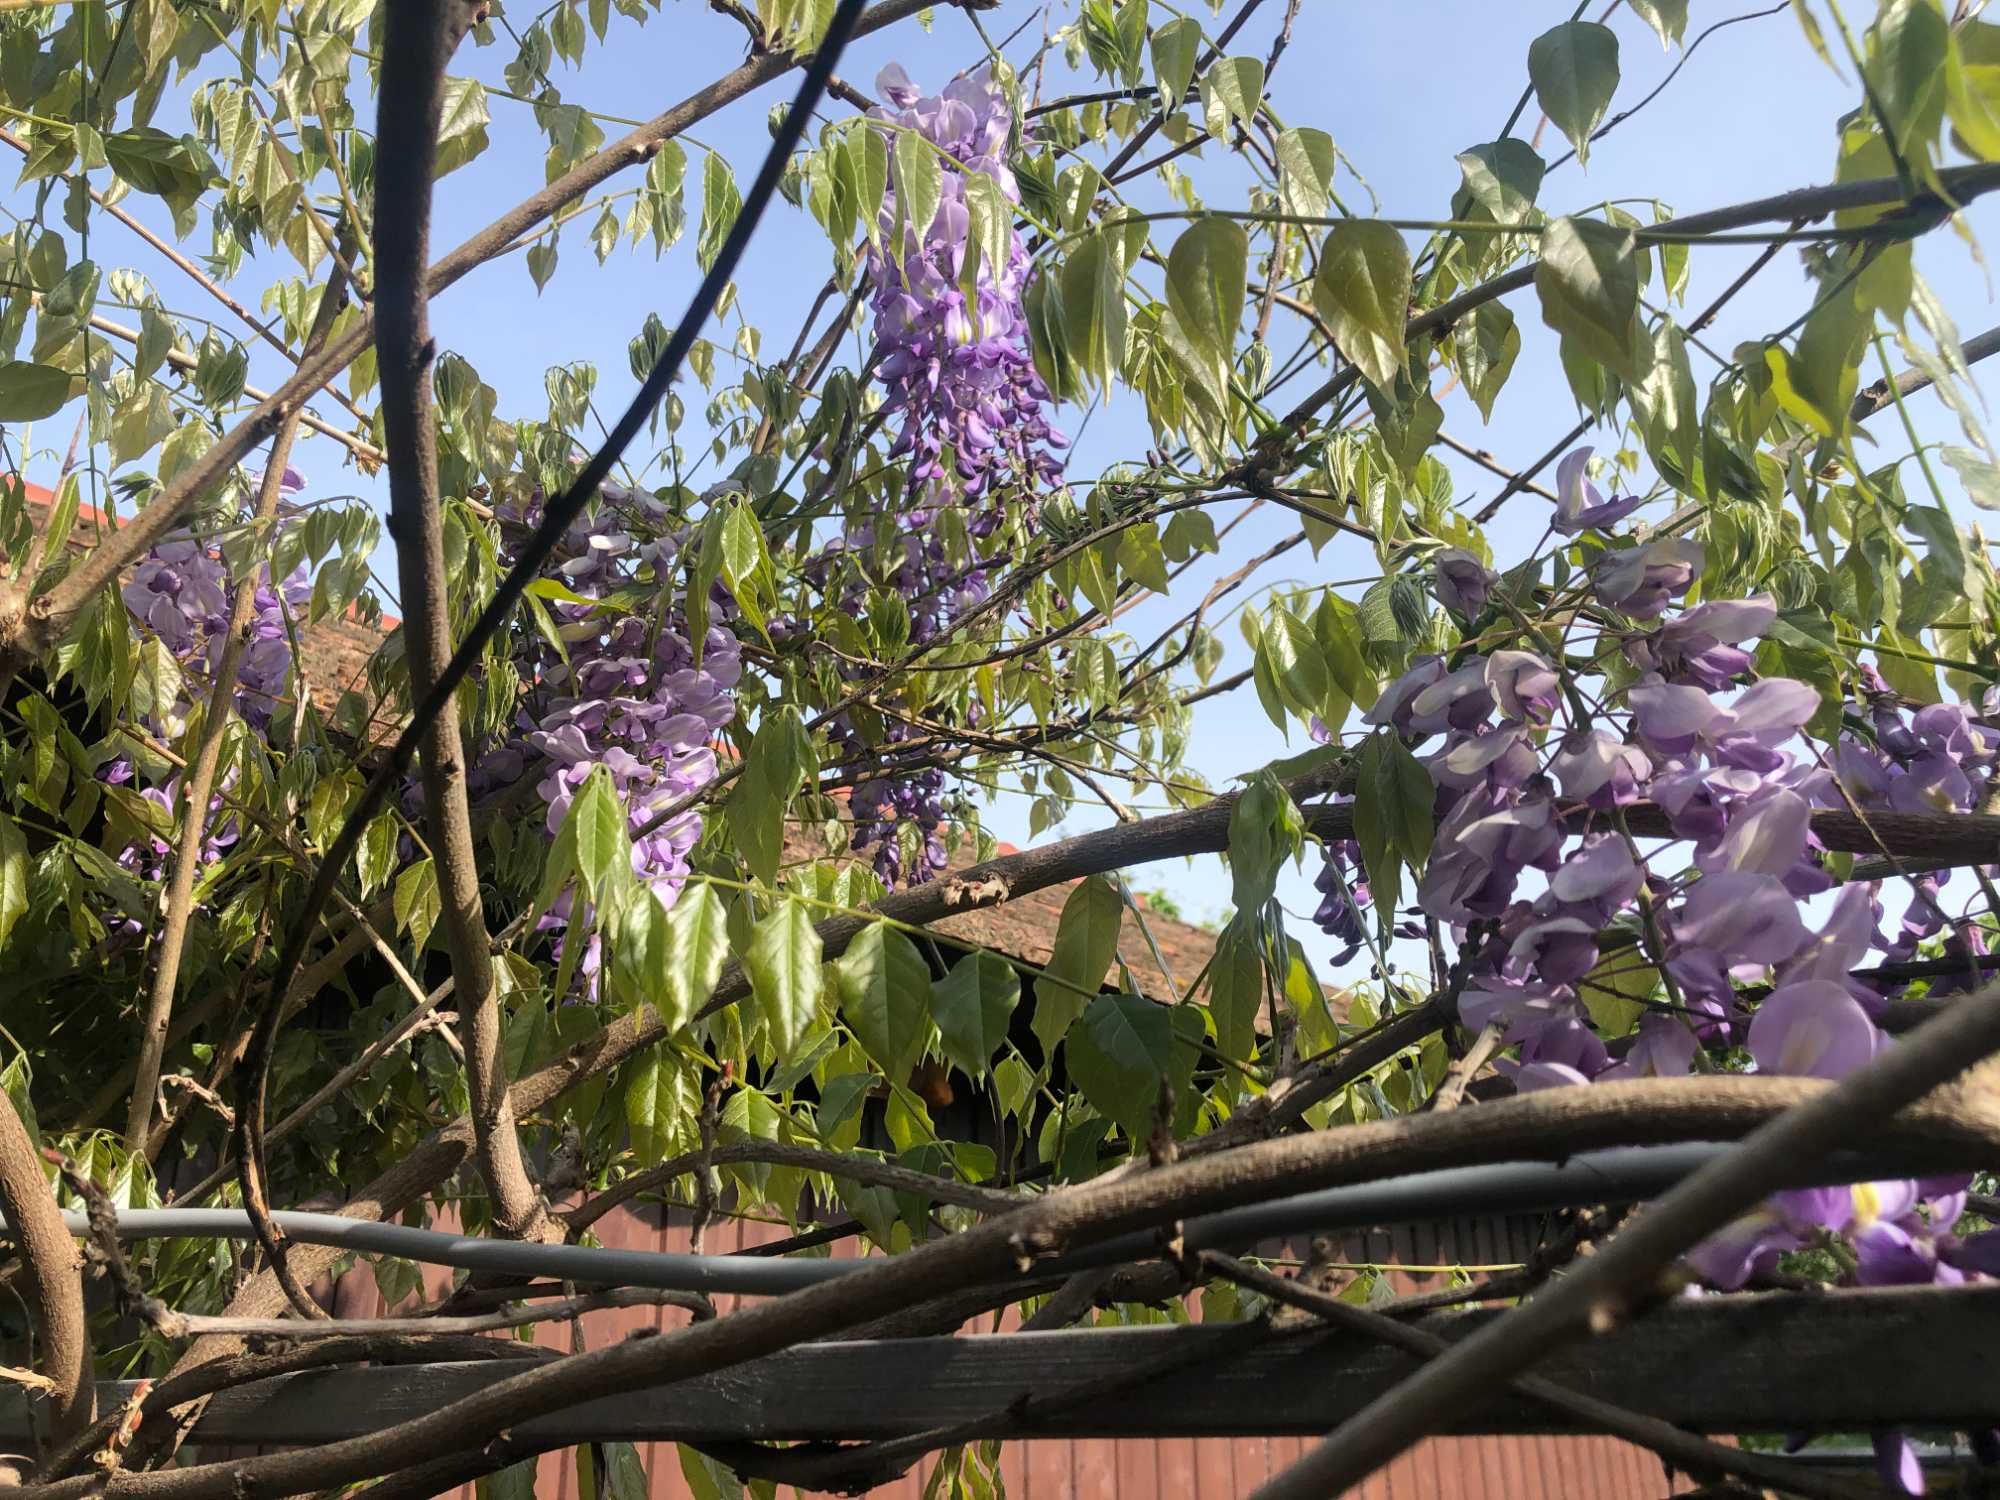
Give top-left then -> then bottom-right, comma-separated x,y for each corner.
371,0 -> 547,1245
0,1102 -> 88,1451
28,1071 -> 2000,1500
38,1334 -> 547,1483
695,781 -> 2000,1018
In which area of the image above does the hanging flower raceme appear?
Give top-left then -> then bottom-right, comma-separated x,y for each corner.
477,486 -> 739,979
865,64 -> 1069,525
793,63 -> 1060,892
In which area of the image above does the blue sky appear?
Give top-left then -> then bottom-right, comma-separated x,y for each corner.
33,1 -> 2000,983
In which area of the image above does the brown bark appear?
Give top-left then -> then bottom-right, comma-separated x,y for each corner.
0,1098 -> 89,1451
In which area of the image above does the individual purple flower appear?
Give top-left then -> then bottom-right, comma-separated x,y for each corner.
1485,650 -> 1559,725
1747,979 -> 1881,1079
1627,677 -> 1720,755
1598,1012 -> 1699,1080
1684,1205 -> 1807,1290
1590,539 -> 1703,621
1427,726 -> 1538,793
1705,678 -> 1820,768
1552,731 -> 1650,808
1874,1432 -> 1926,1496
1431,548 -> 1496,620
1547,835 -> 1643,921
1626,595 -> 1775,690
1697,784 -> 1812,880
1505,915 -> 1600,986
1550,448 -> 1645,535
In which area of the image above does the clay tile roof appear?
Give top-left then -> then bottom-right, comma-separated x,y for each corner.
930,858 -> 1217,1001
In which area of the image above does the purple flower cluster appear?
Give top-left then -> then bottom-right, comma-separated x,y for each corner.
866,65 -> 1068,521
850,751 -> 947,887
110,469 -> 312,884
120,469 -> 312,732
480,486 -> 739,975
1307,448 -> 2000,1487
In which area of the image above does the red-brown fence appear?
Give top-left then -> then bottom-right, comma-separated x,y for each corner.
326,1201 -> 1698,1499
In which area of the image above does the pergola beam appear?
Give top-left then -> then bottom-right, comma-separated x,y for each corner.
15,1285 -> 1995,1448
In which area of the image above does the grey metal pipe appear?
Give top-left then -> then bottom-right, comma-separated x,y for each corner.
32,1143 -> 1960,1296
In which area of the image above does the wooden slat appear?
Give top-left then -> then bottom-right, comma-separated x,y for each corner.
35,1285 -> 1996,1448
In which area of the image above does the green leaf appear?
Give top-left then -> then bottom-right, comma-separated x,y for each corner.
1150,17 -> 1200,107
393,858 -> 440,952
835,922 -> 930,1078
724,706 -> 814,886
1453,139 -> 1545,225
1454,301 -> 1519,421
1631,318 -> 1699,484
1060,230 -> 1126,399
1072,635 -> 1118,710
1064,992 -> 1200,1139
1116,521 -> 1171,594
1226,772 -> 1303,912
1350,728 -> 1430,917
0,362 -> 70,420
664,882 -> 730,1024
623,1045 -> 687,1164
1165,217 -> 1248,397
1162,508 -> 1218,561
1765,280 -> 1868,439
697,151 -> 742,273
1945,445 -> 2000,509
1035,875 -> 1124,1053
892,127 -> 943,243
1534,216 -> 1640,380
571,765 -> 632,908
1580,947 -> 1655,1039
356,813 -> 396,898
1275,127 -> 1335,220
931,950 -> 1018,1080
746,899 -> 822,1058
1870,0 -> 1949,166
1199,55 -> 1265,141
435,77 -> 491,176
1205,917 -> 1262,1064
1626,0 -> 1686,46
526,237 -> 558,293
963,168 -> 1011,290
0,814 -> 25,955
1311,219 -> 1412,393
1528,21 -> 1620,166
103,128 -> 209,212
